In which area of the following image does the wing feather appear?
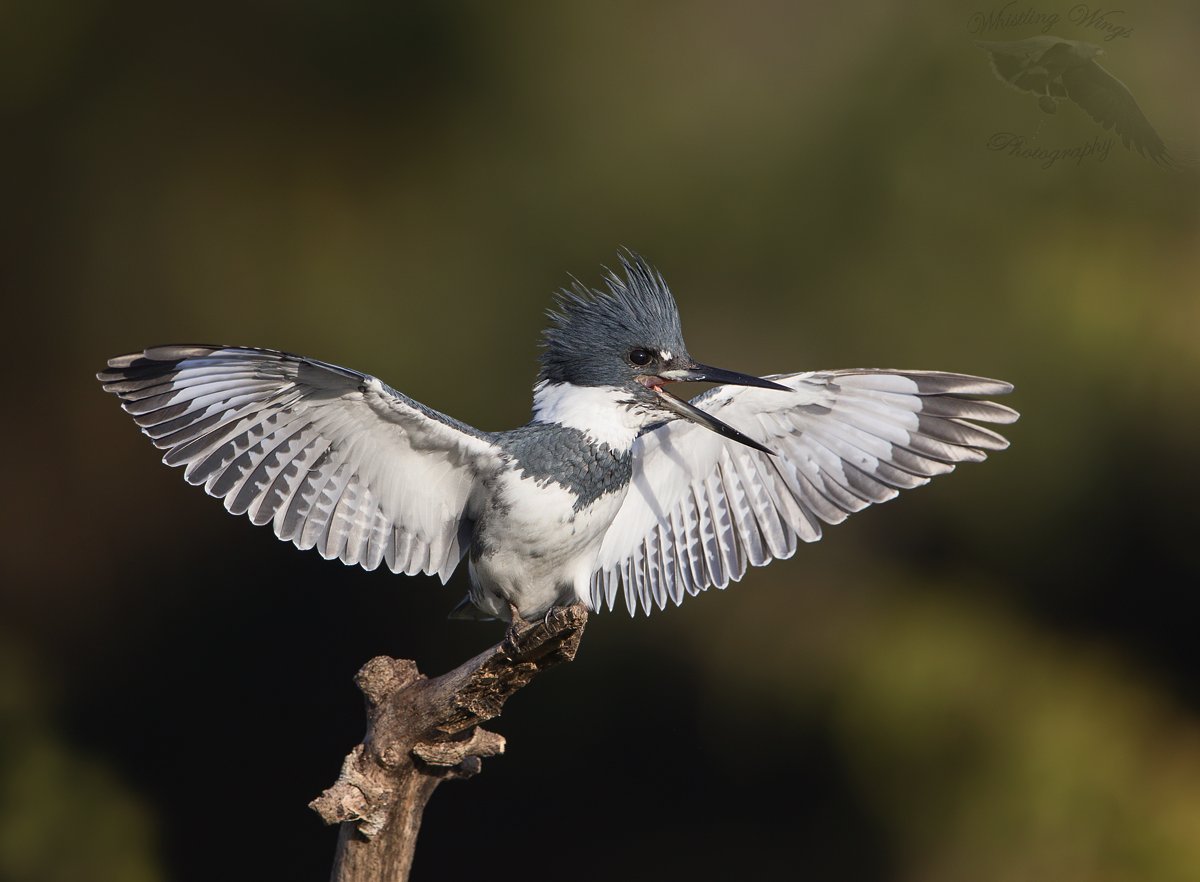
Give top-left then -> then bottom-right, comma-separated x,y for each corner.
723,456 -> 767,568
707,468 -> 739,587
644,518 -> 664,610
234,418 -> 313,519
631,541 -> 650,615
595,369 -> 1016,614
739,454 -> 794,558
99,345 -> 500,581
271,436 -> 330,539
679,491 -> 706,592
666,510 -> 693,602
693,484 -> 721,588
365,507 -> 390,572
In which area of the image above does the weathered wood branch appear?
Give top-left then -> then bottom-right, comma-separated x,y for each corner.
311,604 -> 588,882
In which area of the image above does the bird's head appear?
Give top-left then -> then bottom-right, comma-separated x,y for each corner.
538,252 -> 788,454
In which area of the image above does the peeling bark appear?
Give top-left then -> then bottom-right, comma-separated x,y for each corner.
311,604 -> 588,882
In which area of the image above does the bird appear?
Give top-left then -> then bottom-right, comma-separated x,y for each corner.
975,36 -> 1171,164
98,253 -> 1018,623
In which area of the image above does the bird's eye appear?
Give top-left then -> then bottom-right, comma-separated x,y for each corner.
629,348 -> 653,366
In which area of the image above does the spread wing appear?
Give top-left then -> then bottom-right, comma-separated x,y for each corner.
591,370 -> 1017,616
99,345 -> 502,581
1062,60 -> 1170,165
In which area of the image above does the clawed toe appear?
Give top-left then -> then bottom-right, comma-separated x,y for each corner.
504,603 -> 563,644
504,602 -> 529,643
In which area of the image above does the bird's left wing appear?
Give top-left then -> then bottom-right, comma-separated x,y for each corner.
591,370 -> 1017,615
99,345 -> 503,581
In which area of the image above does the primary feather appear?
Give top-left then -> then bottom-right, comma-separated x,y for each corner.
99,346 -> 501,582
592,370 -> 1017,615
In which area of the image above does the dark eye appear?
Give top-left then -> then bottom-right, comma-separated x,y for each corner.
629,348 -> 653,366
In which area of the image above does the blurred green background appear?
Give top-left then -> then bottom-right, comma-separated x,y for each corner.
3,1 -> 1198,880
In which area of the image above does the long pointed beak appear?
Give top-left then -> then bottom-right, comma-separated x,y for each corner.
662,363 -> 791,392
648,362 -> 789,455
650,385 -> 781,457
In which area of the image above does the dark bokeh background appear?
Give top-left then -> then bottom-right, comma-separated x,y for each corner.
3,2 -> 1199,880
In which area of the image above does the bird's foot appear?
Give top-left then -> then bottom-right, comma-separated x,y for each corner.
503,603 -> 566,648
504,602 -> 531,644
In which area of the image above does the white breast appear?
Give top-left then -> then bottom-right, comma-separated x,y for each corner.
530,382 -> 646,451
469,466 -> 628,619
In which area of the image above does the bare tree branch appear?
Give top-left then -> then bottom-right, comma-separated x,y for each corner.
311,604 -> 588,882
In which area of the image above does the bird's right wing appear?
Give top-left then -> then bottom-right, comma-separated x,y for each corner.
592,370 -> 1017,616
99,346 -> 503,581
1063,60 -> 1170,164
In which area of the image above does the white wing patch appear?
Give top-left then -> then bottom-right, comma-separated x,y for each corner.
592,370 -> 1018,616
99,346 -> 502,582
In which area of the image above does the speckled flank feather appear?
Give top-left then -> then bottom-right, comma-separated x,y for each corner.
495,424 -> 632,511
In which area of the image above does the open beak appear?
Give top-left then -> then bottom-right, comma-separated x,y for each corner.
664,363 -> 791,392
649,362 -> 790,456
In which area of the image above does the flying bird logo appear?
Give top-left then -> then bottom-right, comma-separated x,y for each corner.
976,36 -> 1171,165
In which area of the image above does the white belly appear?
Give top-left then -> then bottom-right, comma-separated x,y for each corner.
469,469 -> 628,620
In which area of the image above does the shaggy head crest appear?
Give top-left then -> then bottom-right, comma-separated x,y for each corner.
539,252 -> 689,388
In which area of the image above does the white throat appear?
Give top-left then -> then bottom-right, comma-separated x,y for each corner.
532,381 -> 652,451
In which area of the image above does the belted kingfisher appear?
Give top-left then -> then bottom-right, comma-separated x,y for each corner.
98,253 -> 1017,622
